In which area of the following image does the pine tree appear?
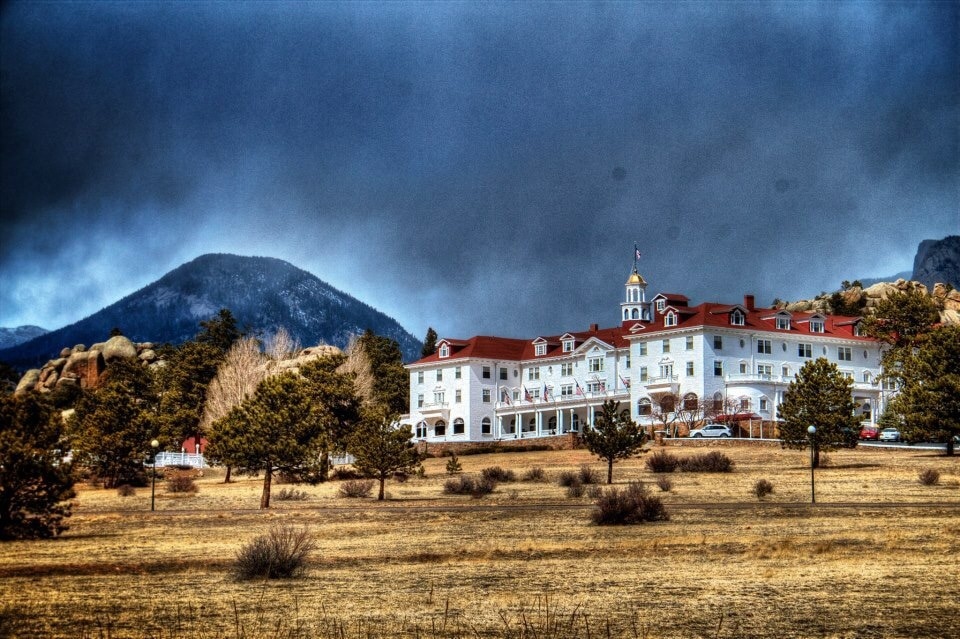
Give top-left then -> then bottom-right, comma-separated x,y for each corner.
348,406 -> 422,500
778,358 -> 860,467
581,400 -> 648,484
206,372 -> 325,508
0,392 -> 76,540
358,330 -> 409,414
300,354 -> 362,480
421,327 -> 438,358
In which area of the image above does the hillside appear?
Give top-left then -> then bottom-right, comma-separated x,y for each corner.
0,325 -> 48,350
0,254 -> 421,368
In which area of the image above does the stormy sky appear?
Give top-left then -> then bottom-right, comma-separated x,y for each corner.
1,1 -> 958,342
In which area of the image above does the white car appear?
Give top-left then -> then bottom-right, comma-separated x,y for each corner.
879,428 -> 901,442
689,423 -> 732,438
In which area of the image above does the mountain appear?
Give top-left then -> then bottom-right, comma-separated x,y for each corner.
0,254 -> 422,368
0,325 -> 49,350
912,235 -> 960,290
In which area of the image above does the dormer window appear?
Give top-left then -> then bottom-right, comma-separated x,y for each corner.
439,345 -> 449,358
656,299 -> 666,312
776,316 -> 791,330
535,343 -> 547,356
810,318 -> 824,333
665,311 -> 677,327
853,322 -> 863,337
731,309 -> 745,326
563,339 -> 574,352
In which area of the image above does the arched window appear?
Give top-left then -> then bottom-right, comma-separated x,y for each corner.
434,420 -> 446,436
416,421 -> 427,438
481,417 -> 491,435
731,309 -> 745,326
631,308 -> 639,319
508,418 -> 516,433
660,395 -> 676,413
683,392 -> 698,411
637,397 -> 652,415
860,401 -> 872,420
862,371 -> 872,384
571,413 -> 581,431
665,312 -> 677,327
528,417 -> 537,432
712,392 -> 723,412
624,309 -> 630,320
548,416 -> 557,431
453,418 -> 465,435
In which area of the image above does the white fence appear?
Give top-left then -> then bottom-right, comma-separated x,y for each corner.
153,451 -> 207,469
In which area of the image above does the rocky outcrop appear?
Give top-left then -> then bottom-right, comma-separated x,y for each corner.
784,278 -> 958,326
912,236 -> 960,291
14,338 -> 159,395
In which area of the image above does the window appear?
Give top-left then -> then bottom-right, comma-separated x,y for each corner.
548,416 -> 557,431
656,299 -> 666,312
686,361 -> 694,376
714,360 -> 723,377
782,365 -> 790,377
439,345 -> 449,357
685,336 -> 694,350
713,335 -> 723,350
528,367 -> 541,380
863,371 -> 872,383
530,388 -> 541,400
561,362 -> 573,376
757,339 -> 772,354
662,339 -> 670,353
624,355 -> 631,368
854,324 -> 864,337
561,384 -> 574,398
659,363 -> 673,378
453,418 -> 464,435
639,366 -> 648,382
712,392 -> 723,411
637,398 -> 652,416
739,397 -> 751,411
455,366 -> 461,379
499,367 -> 508,380
739,361 -> 748,374
416,422 -> 427,438
757,364 -> 772,376
535,343 -> 547,356
434,421 -> 446,436
455,389 -> 462,403
838,347 -> 852,361
841,371 -> 854,380
433,391 -> 445,404
482,389 -> 491,403
683,393 -> 698,411
588,357 -> 604,372
759,397 -> 769,411
571,413 -> 581,431
660,395 -> 675,413
798,343 -> 812,358
563,340 -> 574,352
665,312 -> 677,326
776,316 -> 791,330
482,366 -> 491,379
436,369 -> 443,381
638,342 -> 647,356
417,394 -> 424,408
417,371 -> 424,384
481,417 -> 491,435
731,310 -> 745,326
810,319 -> 825,333
586,381 -> 603,393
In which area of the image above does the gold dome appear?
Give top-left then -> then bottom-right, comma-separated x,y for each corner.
626,270 -> 647,286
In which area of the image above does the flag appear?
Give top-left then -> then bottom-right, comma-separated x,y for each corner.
620,374 -> 631,388
542,384 -> 549,401
575,381 -> 584,396
501,388 -> 511,405
634,245 -> 642,261
524,386 -> 532,402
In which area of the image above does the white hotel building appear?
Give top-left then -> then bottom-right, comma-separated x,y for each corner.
403,268 -> 887,443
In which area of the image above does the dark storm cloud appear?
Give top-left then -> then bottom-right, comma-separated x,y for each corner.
1,2 -> 957,341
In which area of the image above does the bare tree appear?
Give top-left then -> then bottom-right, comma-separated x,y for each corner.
674,394 -> 704,437
341,334 -> 376,406
649,394 -> 679,439
264,326 -> 300,363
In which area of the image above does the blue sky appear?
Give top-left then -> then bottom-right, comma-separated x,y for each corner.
1,1 -> 957,341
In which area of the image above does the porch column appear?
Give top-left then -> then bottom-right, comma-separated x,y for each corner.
515,411 -> 521,439
557,408 -> 564,434
497,415 -> 503,439
536,410 -> 542,437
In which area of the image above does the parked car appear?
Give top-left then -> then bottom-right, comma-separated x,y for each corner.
879,427 -> 901,442
689,423 -> 732,438
859,425 -> 880,441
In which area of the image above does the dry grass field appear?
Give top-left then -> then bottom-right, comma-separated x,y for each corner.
1,443 -> 958,639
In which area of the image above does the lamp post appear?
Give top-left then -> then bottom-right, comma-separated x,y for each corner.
807,425 -> 816,504
150,439 -> 159,511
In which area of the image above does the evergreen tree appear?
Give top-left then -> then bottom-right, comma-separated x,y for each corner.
69,358 -> 158,488
0,392 -> 75,540
206,372 -> 325,508
358,329 -> 409,414
300,354 -> 362,480
889,325 -> 960,455
778,358 -> 860,467
862,289 -> 940,386
197,308 -> 242,353
421,327 -> 438,358
348,406 -> 422,500
581,400 -> 648,484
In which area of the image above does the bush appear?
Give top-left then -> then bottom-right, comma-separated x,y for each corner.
591,482 -> 669,525
276,487 -> 309,501
392,471 -> 409,483
678,451 -> 735,473
566,483 -> 585,498
330,467 -> 365,481
443,475 -> 496,498
918,468 -> 941,486
234,525 -> 316,580
655,475 -> 673,492
338,479 -> 375,498
445,454 -> 463,475
557,471 -> 579,487
586,485 -> 603,499
646,450 -> 680,473
166,475 -> 198,493
522,466 -> 547,482
578,465 -> 599,485
481,466 -> 516,483
116,484 -> 136,497
753,478 -> 774,500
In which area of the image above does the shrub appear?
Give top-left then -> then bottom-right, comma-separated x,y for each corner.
566,483 -> 585,498
646,450 -> 680,473
678,451 -> 735,473
443,475 -> 496,498
586,485 -> 603,499
557,470 -> 580,487
330,467 -> 365,481
655,475 -> 674,492
753,478 -> 774,500
338,479 -> 375,498
234,525 -> 316,580
166,475 -> 198,493
918,468 -> 941,486
445,454 -> 463,475
392,471 -> 409,483
116,484 -> 136,497
578,465 -> 599,485
481,466 -> 516,483
591,482 -> 669,525
522,466 -> 546,482
276,487 -> 309,501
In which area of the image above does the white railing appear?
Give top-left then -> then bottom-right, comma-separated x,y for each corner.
153,452 -> 207,469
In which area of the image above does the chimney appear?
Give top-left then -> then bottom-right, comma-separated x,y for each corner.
589,323 -> 599,332
744,294 -> 755,311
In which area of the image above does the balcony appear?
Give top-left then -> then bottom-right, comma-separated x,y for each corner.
418,402 -> 450,420
494,388 -> 629,413
644,375 -> 679,398
724,373 -> 792,385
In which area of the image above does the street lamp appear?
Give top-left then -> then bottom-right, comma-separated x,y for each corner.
150,439 -> 160,511
807,425 -> 816,504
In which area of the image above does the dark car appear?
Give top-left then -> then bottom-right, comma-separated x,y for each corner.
859,425 -> 880,441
